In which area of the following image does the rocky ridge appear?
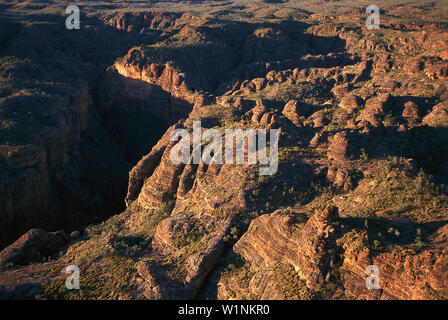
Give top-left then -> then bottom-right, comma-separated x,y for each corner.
1,0 -> 448,300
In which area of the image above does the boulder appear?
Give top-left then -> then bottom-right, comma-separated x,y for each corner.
339,95 -> 363,109
402,101 -> 420,120
422,100 -> 448,127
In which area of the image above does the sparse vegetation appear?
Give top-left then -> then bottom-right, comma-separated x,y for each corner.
271,262 -> 315,300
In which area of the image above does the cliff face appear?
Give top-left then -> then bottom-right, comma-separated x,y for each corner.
217,207 -> 338,300
0,145 -> 50,248
102,12 -> 198,33
100,61 -> 202,122
0,85 -> 130,249
125,121 -> 255,299
0,86 -> 88,247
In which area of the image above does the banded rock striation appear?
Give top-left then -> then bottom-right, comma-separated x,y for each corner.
1,0 -> 448,301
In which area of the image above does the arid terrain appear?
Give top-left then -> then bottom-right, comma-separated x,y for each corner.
0,0 -> 448,300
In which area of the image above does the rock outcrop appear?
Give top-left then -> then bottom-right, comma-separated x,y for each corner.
217,206 -> 339,299
327,131 -> 354,162
0,229 -> 68,269
423,100 -> 448,127
0,85 -> 128,249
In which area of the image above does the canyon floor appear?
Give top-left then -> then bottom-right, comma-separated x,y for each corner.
1,0 -> 448,300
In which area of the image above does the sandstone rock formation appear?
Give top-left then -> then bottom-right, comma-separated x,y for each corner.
402,101 -> 420,121
423,100 -> 448,127
327,131 -> 354,162
0,229 -> 68,269
1,0 -> 448,301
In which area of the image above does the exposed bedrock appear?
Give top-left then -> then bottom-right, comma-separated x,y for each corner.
99,60 -> 204,123
217,206 -> 338,299
0,229 -> 69,269
0,35 -> 202,249
0,85 -> 131,249
217,206 -> 448,300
